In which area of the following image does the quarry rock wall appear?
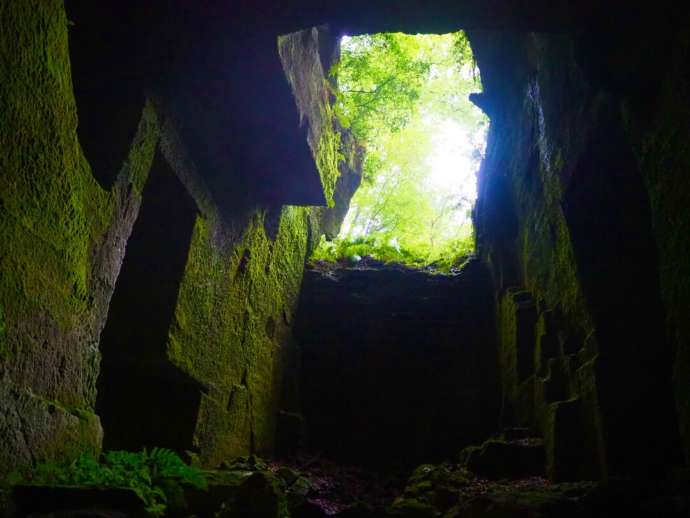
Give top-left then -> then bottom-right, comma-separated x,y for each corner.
294,260 -> 499,467
0,1 -> 159,474
0,1 -> 358,475
2,0 -> 690,484
628,27 -> 690,467
470,22 -> 690,478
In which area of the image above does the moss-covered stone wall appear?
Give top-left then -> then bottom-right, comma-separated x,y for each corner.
294,260 -> 500,467
278,27 -> 342,208
169,206 -> 311,466
142,25 -> 358,466
471,28 -> 685,479
628,18 -> 690,463
0,0 -> 160,475
6,0 -> 688,485
0,3 -> 358,477
470,32 -> 604,481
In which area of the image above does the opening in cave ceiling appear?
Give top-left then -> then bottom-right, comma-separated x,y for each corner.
312,31 -> 488,271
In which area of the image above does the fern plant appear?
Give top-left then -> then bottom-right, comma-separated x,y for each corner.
20,448 -> 207,516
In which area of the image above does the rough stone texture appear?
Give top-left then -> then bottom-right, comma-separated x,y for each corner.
394,465 -> 690,518
498,289 -> 538,428
0,0 -> 159,475
4,0 -> 690,488
0,3 -> 359,476
95,149 -> 204,454
146,8 -> 335,211
309,125 -> 364,240
171,207 -> 313,466
470,26 -> 686,479
626,15 -> 690,464
90,23 -> 362,467
461,438 -> 545,480
278,26 -> 342,207
294,260 -> 499,467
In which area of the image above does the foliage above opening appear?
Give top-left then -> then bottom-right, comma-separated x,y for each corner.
313,32 -> 487,271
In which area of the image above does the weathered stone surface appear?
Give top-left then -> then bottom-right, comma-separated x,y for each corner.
0,384 -> 102,474
627,16 -> 690,464
203,456 -> 319,518
309,124 -> 364,240
0,0 -> 159,475
295,259 -> 499,466
174,207 -> 312,464
499,289 -> 538,428
3,0 -> 690,494
542,399 -> 586,482
0,2 -> 362,477
461,438 -> 545,480
393,463 -> 471,515
471,24 -> 685,478
392,461 -> 690,518
278,26 -> 342,207
94,27 -> 362,465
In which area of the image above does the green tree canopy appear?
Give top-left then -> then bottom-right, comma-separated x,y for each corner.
315,32 -> 487,271
334,33 -> 431,144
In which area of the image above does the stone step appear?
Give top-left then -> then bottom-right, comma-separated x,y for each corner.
460,437 -> 546,480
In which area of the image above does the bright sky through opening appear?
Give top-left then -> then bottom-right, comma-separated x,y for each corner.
315,32 -> 488,268
424,118 -> 484,226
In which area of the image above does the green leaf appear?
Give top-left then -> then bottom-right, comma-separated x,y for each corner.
28,449 -> 207,516
316,31 -> 484,269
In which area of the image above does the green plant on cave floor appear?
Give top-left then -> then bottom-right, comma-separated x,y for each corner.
12,448 -> 207,516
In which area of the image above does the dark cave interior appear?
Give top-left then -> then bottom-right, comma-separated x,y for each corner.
1,1 -> 690,517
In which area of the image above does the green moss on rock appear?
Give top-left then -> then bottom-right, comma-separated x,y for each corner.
278,28 -> 343,207
634,35 -> 690,461
168,206 -> 310,466
0,303 -> 6,361
315,108 -> 343,207
0,382 -> 102,477
0,0 -> 159,476
499,289 -> 538,426
123,101 -> 161,196
0,0 -> 111,329
461,438 -> 545,480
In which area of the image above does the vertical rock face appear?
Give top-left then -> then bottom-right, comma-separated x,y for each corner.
136,24 -> 360,467
630,26 -> 690,466
0,1 -> 160,474
0,2 -> 359,475
278,26 -> 343,208
2,0 -> 690,483
294,260 -> 499,467
470,23 -> 690,479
